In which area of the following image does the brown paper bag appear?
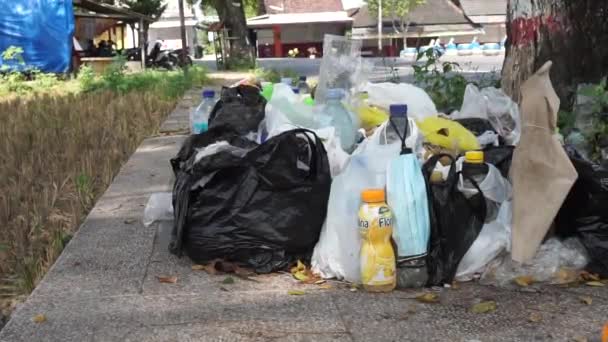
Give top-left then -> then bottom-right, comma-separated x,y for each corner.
510,61 -> 578,262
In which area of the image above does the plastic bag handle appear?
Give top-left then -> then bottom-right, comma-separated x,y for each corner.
422,153 -> 457,181
273,128 -> 324,179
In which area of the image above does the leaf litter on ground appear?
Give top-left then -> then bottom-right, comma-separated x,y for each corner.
514,275 -> 535,287
415,292 -> 440,304
585,281 -> 605,287
32,314 -> 47,323
157,276 -> 178,284
288,290 -> 306,296
471,301 -> 497,314
192,259 -> 257,281
528,312 -> 542,323
579,296 -> 593,305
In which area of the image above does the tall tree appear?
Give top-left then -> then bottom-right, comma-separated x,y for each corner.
502,0 -> 608,106
120,0 -> 167,45
365,0 -> 426,48
200,0 -> 254,63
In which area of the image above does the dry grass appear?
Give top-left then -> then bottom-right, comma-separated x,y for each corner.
0,90 -> 177,305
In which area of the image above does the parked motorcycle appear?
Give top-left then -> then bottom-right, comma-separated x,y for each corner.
125,42 -> 176,70
168,47 -> 193,69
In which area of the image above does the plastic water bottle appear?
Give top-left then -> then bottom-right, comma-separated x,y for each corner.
387,104 -> 409,144
191,89 -> 215,134
319,88 -> 356,152
297,76 -> 310,94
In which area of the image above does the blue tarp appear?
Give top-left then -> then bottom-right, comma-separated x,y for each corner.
0,0 -> 74,73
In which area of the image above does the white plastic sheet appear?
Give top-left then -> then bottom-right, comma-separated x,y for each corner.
143,192 -> 173,227
364,82 -> 438,120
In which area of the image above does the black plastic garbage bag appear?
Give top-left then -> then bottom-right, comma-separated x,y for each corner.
170,127 -> 331,273
556,146 -> 608,277
483,146 -> 514,179
423,154 -> 487,286
208,84 -> 266,134
454,118 -> 496,137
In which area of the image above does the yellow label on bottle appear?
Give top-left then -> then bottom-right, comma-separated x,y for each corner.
359,202 -> 396,289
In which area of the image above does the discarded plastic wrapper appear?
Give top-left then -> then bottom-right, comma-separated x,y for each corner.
480,238 -> 588,287
416,116 -> 481,152
143,192 -> 173,227
510,61 -> 578,263
451,84 -> 521,145
312,121 -> 402,282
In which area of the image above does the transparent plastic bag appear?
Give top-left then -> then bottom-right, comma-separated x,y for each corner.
311,122 -> 402,282
364,82 -> 438,120
456,201 -> 512,281
452,84 -> 521,145
315,34 -> 371,105
143,192 -> 173,227
480,237 -> 589,287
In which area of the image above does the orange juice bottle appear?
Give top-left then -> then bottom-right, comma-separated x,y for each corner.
359,189 -> 396,292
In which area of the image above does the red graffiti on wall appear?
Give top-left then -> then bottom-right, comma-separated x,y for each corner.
510,15 -> 562,46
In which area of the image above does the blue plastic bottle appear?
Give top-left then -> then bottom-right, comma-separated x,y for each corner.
320,88 -> 356,152
191,89 -> 215,134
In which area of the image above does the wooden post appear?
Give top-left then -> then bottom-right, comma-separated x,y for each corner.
139,19 -> 146,69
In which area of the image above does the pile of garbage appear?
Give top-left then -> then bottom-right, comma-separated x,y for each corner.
145,36 -> 607,291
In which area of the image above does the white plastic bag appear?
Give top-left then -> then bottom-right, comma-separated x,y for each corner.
143,192 -> 173,227
452,84 -> 521,145
364,82 -> 437,120
454,160 -> 513,280
311,122 -> 402,282
456,200 -> 512,281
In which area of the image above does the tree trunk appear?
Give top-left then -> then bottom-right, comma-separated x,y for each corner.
502,0 -> 608,107
257,0 -> 266,15
214,0 -> 253,64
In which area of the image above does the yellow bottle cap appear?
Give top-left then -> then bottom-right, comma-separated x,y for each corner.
361,189 -> 385,203
465,151 -> 484,164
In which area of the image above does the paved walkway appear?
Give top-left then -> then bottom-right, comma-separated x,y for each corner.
1,86 -> 607,342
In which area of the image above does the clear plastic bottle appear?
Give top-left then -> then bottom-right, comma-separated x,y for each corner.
191,89 -> 215,134
297,76 -> 310,94
461,151 -> 497,221
387,104 -> 409,143
359,189 -> 396,293
318,88 -> 356,152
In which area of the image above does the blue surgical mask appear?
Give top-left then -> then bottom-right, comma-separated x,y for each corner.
386,154 -> 430,260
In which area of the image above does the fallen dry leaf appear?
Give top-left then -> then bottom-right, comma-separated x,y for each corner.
555,268 -> 580,284
314,279 -> 326,285
579,296 -> 593,305
580,271 -> 600,282
416,293 -> 440,304
528,312 -> 542,323
157,276 -> 178,284
290,260 -> 307,274
288,290 -> 306,296
219,287 -> 229,292
32,314 -> 47,323
191,264 -> 206,271
471,301 -> 497,314
222,276 -> 235,285
123,218 -> 137,224
318,284 -> 333,290
572,336 -> 588,342
585,281 -> 605,287
290,260 -> 321,284
514,275 -> 535,287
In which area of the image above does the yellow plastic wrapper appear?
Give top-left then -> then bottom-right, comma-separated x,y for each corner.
357,104 -> 389,130
416,116 -> 481,152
